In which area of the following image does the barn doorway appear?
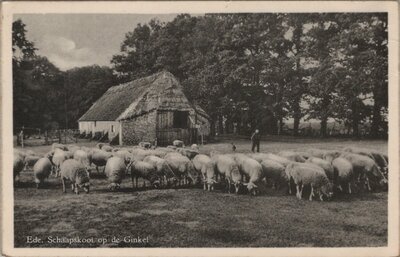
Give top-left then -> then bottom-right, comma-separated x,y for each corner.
173,111 -> 189,128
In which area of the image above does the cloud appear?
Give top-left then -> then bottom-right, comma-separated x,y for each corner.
38,35 -> 99,70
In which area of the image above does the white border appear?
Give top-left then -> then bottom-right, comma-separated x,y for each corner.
1,2 -> 399,257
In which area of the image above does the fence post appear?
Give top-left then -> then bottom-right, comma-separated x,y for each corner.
20,128 -> 24,148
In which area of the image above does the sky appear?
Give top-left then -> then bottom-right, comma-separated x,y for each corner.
14,14 -> 179,71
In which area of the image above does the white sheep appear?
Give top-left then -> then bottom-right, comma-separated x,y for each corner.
73,149 -> 92,170
285,162 -> 333,201
130,160 -> 160,189
60,159 -> 90,194
343,147 -> 388,176
104,157 -> 126,191
340,152 -> 387,191
306,157 -> 335,181
277,151 -> 306,163
322,150 -> 342,163
24,154 -> 41,170
234,154 -> 264,196
101,145 -> 113,152
14,152 -> 25,181
52,148 -> 69,177
164,153 -> 200,186
332,157 -> 354,194
138,142 -> 152,149
113,149 -> 132,166
211,154 -> 241,193
173,140 -> 184,148
260,159 -> 287,190
176,147 -> 199,159
33,157 -> 52,188
265,153 -> 292,167
90,149 -> 113,174
52,143 -> 68,151
193,154 -> 216,191
143,155 -> 177,187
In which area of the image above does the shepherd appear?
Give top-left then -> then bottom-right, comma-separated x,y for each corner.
251,129 -> 261,153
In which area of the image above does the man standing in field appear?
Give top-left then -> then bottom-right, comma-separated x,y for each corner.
251,129 -> 261,153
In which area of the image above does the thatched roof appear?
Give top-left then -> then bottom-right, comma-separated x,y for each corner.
79,71 -> 209,121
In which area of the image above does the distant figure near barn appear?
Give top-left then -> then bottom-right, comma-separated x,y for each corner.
251,129 -> 261,153
78,71 -> 210,146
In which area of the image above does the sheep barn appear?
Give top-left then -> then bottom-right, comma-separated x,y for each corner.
78,71 -> 210,146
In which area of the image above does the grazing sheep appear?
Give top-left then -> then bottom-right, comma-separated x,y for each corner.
193,154 -> 216,191
260,159 -> 287,190
167,145 -> 177,150
306,157 -> 335,181
306,149 -> 328,158
73,150 -> 92,170
278,151 -> 306,163
340,152 -> 387,191
176,148 -> 199,159
143,155 -> 177,187
247,153 -> 272,163
165,153 -> 200,186
130,160 -> 160,189
234,154 -> 264,196
52,143 -> 68,151
60,159 -> 90,194
113,150 -> 132,165
173,140 -> 184,148
343,147 -> 388,176
265,153 -> 292,167
67,145 -> 81,154
101,145 -> 113,152
285,162 -> 333,201
96,143 -> 104,149
138,142 -> 152,149
104,157 -> 126,191
33,157 -> 52,188
52,149 -> 69,177
191,144 -> 199,151
212,154 -> 242,193
322,150 -> 342,163
90,149 -> 113,174
130,148 -> 152,162
332,157 -> 354,194
14,152 -> 25,181
24,154 -> 41,170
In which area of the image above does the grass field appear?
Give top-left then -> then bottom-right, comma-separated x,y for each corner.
14,137 -> 388,247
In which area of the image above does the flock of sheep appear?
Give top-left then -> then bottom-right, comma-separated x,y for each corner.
13,140 -> 388,201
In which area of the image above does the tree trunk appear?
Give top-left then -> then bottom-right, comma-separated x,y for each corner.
320,117 -> 327,137
351,101 -> 359,138
293,101 -> 301,136
218,115 -> 223,135
371,88 -> 382,138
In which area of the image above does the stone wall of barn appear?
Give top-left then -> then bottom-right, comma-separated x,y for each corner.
120,111 -> 157,145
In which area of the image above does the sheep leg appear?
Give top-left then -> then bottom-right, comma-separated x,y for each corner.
96,166 -> 99,174
135,176 -> 138,188
131,175 -> 134,188
227,180 -> 231,194
74,183 -> 79,194
348,182 -> 352,194
62,178 -> 66,193
366,178 -> 372,191
71,183 -> 74,192
296,184 -> 300,199
309,186 -> 314,201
